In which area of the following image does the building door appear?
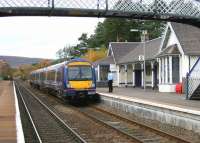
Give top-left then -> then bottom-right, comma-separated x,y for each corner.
154,64 -> 158,88
172,57 -> 180,83
100,65 -> 109,81
135,70 -> 141,87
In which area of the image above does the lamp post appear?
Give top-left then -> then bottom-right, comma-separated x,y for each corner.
130,29 -> 148,90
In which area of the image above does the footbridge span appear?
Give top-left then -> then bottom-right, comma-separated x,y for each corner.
0,0 -> 200,27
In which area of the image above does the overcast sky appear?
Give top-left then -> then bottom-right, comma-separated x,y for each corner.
0,17 -> 103,59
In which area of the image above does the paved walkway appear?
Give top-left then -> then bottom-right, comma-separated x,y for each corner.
97,87 -> 200,111
0,81 -> 16,143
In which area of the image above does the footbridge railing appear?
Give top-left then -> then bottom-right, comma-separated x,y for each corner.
0,0 -> 200,25
186,57 -> 200,100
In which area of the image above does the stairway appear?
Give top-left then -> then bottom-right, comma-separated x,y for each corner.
190,84 -> 200,100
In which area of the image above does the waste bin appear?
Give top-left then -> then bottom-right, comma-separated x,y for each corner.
176,83 -> 182,94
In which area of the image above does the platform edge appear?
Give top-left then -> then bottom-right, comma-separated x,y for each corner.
13,81 -> 25,143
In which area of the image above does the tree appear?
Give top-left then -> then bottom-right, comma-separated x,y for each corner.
56,45 -> 78,60
56,18 -> 165,61
78,33 -> 88,48
0,60 -> 12,80
82,47 -> 107,62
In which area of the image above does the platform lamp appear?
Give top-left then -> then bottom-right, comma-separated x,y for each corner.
130,29 -> 148,91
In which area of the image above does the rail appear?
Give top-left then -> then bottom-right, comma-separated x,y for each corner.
15,81 -> 87,143
14,82 -> 42,143
92,106 -> 192,143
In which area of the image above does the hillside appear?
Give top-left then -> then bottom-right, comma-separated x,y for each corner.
0,56 -> 50,68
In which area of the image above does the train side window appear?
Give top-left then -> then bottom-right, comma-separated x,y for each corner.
57,71 -> 62,81
36,73 -> 38,80
41,72 -> 45,81
49,70 -> 56,81
53,71 -> 56,81
49,71 -> 52,80
40,72 -> 42,80
47,71 -> 50,80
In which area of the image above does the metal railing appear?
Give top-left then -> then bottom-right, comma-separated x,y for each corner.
186,57 -> 200,99
0,0 -> 200,23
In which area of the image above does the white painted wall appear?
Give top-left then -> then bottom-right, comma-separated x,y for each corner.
145,64 -> 152,86
166,29 -> 177,48
181,55 -> 189,78
127,64 -> 133,84
110,64 -> 117,72
120,65 -> 126,84
168,23 -> 184,55
159,84 -> 176,92
109,64 -> 118,86
158,23 -> 186,93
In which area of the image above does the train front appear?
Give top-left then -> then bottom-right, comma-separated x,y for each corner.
64,60 -> 96,99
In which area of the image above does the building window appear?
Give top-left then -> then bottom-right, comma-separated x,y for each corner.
163,58 -> 166,83
172,56 -> 180,83
167,57 -> 170,83
146,64 -> 151,76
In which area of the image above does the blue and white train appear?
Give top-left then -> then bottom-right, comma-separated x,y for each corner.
30,58 -> 96,100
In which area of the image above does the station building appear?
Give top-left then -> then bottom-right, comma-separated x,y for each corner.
95,22 -> 200,93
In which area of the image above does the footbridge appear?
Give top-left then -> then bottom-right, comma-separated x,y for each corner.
0,0 -> 200,26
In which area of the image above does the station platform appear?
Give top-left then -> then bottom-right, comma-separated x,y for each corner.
97,87 -> 200,134
97,87 -> 200,113
0,81 -> 20,143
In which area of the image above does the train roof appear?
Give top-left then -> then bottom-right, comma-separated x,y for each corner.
30,58 -> 92,74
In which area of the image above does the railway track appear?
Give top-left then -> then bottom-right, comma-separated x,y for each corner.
77,106 -> 192,143
16,81 -> 137,143
15,82 -> 87,143
17,81 -> 193,143
15,84 -> 41,143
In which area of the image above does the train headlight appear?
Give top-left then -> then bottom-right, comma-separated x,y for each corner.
92,83 -> 95,88
67,83 -> 71,88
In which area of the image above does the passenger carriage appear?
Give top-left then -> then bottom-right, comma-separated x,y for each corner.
30,58 -> 96,100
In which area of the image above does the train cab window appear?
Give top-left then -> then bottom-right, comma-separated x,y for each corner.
68,66 -> 92,81
68,67 -> 80,80
81,66 -> 92,79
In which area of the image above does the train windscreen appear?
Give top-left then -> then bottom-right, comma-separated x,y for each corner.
68,66 -> 92,81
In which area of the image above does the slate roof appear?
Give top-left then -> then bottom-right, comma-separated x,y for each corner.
94,56 -> 114,66
157,44 -> 180,57
119,38 -> 162,64
171,22 -> 200,55
110,42 -> 140,64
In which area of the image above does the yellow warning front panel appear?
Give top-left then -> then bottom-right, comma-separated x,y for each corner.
69,81 -> 92,89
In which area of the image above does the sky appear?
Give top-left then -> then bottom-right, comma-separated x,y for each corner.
0,17 -> 103,59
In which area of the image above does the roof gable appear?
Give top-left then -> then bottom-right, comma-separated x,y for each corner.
170,22 -> 200,55
157,44 -> 181,57
160,22 -> 184,55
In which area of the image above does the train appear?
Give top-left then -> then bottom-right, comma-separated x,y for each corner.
29,58 -> 97,100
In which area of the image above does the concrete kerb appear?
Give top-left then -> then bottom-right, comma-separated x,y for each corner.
13,81 -> 25,143
98,92 -> 200,134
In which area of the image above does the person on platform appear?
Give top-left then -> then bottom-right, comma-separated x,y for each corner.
107,70 -> 113,93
